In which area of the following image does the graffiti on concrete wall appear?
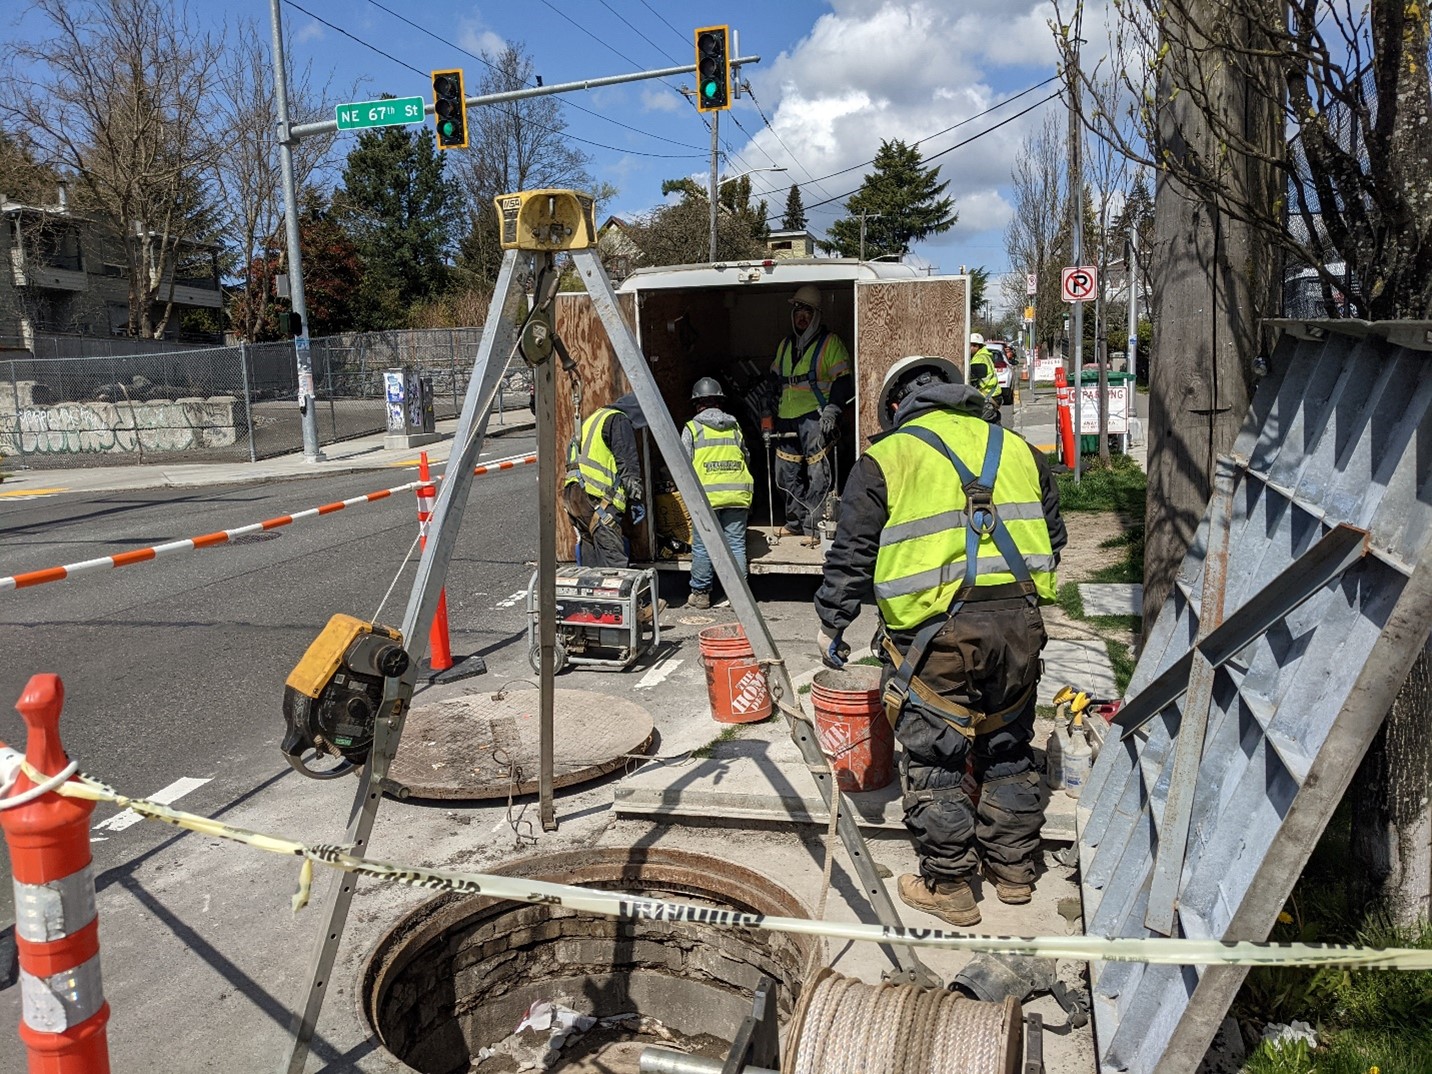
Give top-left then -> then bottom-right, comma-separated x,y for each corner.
0,398 -> 241,456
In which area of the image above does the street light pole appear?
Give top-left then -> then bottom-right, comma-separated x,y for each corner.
708,165 -> 788,262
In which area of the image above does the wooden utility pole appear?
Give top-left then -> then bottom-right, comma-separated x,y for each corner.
1143,0 -> 1278,625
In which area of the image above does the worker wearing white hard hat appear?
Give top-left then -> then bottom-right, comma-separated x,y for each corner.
762,284 -> 853,537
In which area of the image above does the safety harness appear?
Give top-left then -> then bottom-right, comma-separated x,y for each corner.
781,327 -> 834,411
879,421 -> 1039,737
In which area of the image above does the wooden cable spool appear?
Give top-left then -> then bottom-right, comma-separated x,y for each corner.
783,968 -> 1022,1074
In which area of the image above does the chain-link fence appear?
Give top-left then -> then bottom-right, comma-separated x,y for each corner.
0,328 -> 532,469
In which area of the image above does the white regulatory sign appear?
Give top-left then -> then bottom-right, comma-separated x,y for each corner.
1061,266 -> 1097,303
1026,272 -> 1038,296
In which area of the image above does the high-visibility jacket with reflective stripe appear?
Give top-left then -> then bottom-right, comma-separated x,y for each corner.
970,347 -> 1000,399
772,331 -> 851,419
865,409 -> 1056,630
565,407 -> 627,510
686,419 -> 753,509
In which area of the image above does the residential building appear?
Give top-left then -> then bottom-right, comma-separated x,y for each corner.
765,229 -> 816,260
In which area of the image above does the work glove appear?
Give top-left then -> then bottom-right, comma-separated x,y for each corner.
818,626 -> 850,670
818,403 -> 841,440
630,503 -> 647,525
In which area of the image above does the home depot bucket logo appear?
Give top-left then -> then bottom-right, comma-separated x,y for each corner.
728,665 -> 769,715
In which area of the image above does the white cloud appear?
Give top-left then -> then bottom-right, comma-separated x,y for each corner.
731,0 -> 1075,269
458,23 -> 505,60
640,87 -> 687,114
293,20 -> 324,46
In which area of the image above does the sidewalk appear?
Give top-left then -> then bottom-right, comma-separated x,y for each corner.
0,412 -> 537,497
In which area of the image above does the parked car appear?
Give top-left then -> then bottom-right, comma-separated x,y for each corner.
986,342 -> 1015,405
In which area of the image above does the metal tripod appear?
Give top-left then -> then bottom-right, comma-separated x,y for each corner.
279,245 -> 933,1072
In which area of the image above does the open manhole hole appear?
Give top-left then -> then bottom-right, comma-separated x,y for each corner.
363,848 -> 821,1073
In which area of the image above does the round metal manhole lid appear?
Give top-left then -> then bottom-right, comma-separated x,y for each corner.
389,688 -> 655,800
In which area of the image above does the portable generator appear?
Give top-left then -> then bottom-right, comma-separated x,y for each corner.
526,565 -> 660,672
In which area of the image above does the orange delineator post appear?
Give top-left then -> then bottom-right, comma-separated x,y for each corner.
0,675 -> 111,1074
417,453 -> 453,671
1055,366 -> 1078,466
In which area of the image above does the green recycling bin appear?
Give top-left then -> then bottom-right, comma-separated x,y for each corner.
1077,369 -> 1136,454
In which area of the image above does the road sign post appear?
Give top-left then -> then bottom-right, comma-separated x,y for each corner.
335,96 -> 426,131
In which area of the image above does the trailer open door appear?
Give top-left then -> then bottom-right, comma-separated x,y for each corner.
854,276 -> 970,444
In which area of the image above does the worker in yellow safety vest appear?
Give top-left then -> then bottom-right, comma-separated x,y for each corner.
681,377 -> 753,609
813,355 -> 1067,927
564,393 -> 646,568
762,284 -> 853,537
968,333 -> 1002,421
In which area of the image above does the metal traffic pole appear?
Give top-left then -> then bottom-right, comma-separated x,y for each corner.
533,260 -> 559,833
267,0 -> 323,463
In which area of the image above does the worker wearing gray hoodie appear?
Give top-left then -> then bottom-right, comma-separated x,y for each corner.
681,377 -> 753,609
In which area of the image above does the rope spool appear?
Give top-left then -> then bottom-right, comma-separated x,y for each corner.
783,968 -> 1021,1074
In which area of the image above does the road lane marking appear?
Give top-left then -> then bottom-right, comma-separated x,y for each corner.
92,776 -> 210,836
635,657 -> 683,690
495,589 -> 527,608
0,487 -> 68,498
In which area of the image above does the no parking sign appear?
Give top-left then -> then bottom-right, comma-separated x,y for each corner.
1061,265 -> 1097,303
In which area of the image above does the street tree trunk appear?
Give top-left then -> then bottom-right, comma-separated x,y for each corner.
1350,638 -> 1432,926
1143,0 -> 1280,626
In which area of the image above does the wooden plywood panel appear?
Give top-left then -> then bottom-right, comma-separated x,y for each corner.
551,292 -> 641,562
853,278 -> 968,445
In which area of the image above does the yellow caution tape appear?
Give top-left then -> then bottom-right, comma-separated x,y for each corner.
47,768 -> 1432,971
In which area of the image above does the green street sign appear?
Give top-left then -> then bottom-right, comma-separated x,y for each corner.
335,96 -> 426,131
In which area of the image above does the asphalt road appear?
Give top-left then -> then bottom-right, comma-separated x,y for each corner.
0,434 -> 540,933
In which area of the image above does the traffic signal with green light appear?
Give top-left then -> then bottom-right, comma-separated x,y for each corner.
694,26 -> 731,112
431,69 -> 468,150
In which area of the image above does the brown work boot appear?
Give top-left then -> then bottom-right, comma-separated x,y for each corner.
983,867 -> 1034,905
779,523 -> 804,537
897,873 -> 981,927
637,599 -> 668,624
686,590 -> 711,609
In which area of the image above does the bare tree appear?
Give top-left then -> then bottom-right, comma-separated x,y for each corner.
1,0 -> 226,339
214,16 -> 340,343
452,42 -> 600,286
1002,115 -> 1069,356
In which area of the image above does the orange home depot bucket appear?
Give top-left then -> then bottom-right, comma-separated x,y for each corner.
811,666 -> 894,793
698,624 -> 772,724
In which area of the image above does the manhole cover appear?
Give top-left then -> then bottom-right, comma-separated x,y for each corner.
678,614 -> 716,625
389,688 -> 655,800
222,531 -> 282,545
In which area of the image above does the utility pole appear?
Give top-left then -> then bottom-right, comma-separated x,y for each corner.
856,212 -> 882,260
268,0 -> 324,463
708,110 -> 720,262
1126,227 -> 1138,416
1066,4 -> 1085,483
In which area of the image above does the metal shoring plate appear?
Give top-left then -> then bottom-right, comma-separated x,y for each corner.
386,688 -> 655,799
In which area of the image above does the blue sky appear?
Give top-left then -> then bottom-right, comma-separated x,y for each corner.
8,1 -> 1099,309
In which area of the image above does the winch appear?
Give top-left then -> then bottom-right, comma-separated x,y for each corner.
281,613 -> 410,778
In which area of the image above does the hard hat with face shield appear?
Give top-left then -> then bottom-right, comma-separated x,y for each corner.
876,355 -> 964,431
789,284 -> 823,311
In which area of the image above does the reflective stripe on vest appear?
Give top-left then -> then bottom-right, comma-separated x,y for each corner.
687,420 -> 753,508
971,347 -> 1000,399
775,330 -> 840,419
866,410 -> 1056,630
565,407 -> 627,511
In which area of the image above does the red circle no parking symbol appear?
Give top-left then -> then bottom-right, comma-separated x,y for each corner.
1061,266 -> 1097,302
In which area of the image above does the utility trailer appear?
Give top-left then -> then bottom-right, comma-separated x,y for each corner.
548,258 -> 970,575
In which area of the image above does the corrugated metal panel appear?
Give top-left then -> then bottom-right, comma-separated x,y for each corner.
1078,320 -> 1432,1073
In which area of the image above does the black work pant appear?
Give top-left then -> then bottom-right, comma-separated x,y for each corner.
774,413 -> 831,535
882,596 -> 1047,885
563,484 -> 628,568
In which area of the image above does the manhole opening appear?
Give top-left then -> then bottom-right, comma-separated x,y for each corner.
363,848 -> 821,1074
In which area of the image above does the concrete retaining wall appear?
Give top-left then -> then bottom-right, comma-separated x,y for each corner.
0,395 -> 241,457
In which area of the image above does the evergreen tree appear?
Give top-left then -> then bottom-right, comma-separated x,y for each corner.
334,122 -> 459,330
822,140 -> 956,258
781,183 -> 807,230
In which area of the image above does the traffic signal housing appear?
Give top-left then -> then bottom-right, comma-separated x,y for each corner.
431,69 -> 468,150
694,26 -> 731,112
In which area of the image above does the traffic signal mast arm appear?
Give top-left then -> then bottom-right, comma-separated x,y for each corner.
285,54 -> 762,143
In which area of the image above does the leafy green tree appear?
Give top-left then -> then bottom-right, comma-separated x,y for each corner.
623,177 -> 767,266
334,122 -> 459,330
781,183 -> 807,230
822,140 -> 956,257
